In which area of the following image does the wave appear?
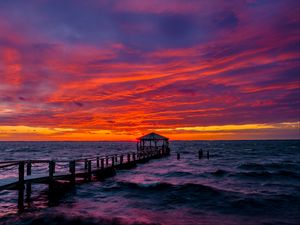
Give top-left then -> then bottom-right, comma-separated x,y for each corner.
164,171 -> 194,177
238,162 -> 299,171
0,212 -> 162,225
117,181 -> 222,195
210,169 -> 229,176
229,193 -> 300,216
233,170 -> 300,179
116,181 -> 230,207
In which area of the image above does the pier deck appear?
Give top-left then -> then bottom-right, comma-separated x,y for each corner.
0,148 -> 169,191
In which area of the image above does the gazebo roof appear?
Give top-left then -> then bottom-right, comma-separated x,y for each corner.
137,132 -> 169,141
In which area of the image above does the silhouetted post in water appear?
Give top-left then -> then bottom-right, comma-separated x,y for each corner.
84,159 -> 88,170
177,152 -> 180,160
18,187 -> 24,213
25,182 -> 31,203
133,153 -> 136,161
106,157 -> 109,167
87,160 -> 92,181
115,155 -> 118,163
207,150 -> 210,159
49,161 -> 55,182
112,157 -> 115,167
26,162 -> 31,176
18,161 -> 25,188
101,158 -> 104,169
26,162 -> 32,202
198,149 -> 203,159
127,153 -> 131,163
69,160 -> 76,184
120,155 -> 123,164
96,157 -> 100,168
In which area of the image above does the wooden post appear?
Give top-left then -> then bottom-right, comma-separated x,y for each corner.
120,155 -> 123,164
84,159 -> 88,170
25,161 -> 32,202
207,150 -> 210,159
25,182 -> 31,203
127,153 -> 131,163
177,152 -> 180,160
112,156 -> 115,167
198,149 -> 203,159
106,157 -> 109,166
115,155 -> 118,163
18,187 -> 24,213
96,157 -> 100,168
26,162 -> 31,176
101,158 -> 104,169
18,162 -> 25,188
69,160 -> 76,184
49,161 -> 55,181
133,153 -> 136,161
87,160 -> 92,181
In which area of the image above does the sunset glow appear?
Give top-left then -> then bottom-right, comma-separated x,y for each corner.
0,0 -> 299,140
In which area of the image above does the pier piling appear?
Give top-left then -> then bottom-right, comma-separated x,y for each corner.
84,159 -> 88,170
198,150 -> 203,159
18,162 -> 25,188
133,153 -> 136,161
69,160 -> 76,184
127,153 -> 131,163
26,162 -> 31,176
87,160 -> 92,181
96,157 -> 100,168
49,161 -> 55,181
101,158 -> 104,169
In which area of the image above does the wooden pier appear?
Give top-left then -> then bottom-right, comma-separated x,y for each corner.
0,148 -> 170,212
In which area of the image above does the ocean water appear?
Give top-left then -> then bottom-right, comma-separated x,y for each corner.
0,140 -> 299,225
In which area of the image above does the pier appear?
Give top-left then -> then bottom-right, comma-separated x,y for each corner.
0,149 -> 170,191
0,146 -> 170,212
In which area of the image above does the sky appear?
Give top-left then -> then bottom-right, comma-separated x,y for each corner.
0,0 -> 299,141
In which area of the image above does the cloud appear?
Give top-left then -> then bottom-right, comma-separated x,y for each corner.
0,0 -> 299,140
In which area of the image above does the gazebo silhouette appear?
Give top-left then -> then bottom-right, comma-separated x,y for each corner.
137,132 -> 169,152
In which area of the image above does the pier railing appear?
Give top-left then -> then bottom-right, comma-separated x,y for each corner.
0,148 -> 170,191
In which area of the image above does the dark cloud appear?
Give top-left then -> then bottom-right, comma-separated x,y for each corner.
213,11 -> 238,29
73,101 -> 84,107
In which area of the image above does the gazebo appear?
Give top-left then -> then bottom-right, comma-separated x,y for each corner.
137,132 -> 169,152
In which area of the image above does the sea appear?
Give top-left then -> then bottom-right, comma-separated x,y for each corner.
0,140 -> 299,225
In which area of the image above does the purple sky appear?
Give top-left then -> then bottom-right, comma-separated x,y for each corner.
0,0 -> 299,140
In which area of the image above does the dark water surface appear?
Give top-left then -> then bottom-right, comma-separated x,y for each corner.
0,140 -> 299,225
